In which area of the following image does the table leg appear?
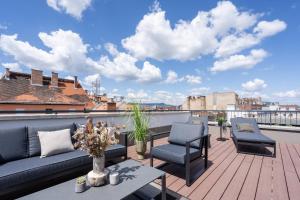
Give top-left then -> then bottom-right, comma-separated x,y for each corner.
161,174 -> 166,200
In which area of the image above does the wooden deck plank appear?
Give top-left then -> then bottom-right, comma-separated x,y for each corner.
280,143 -> 300,200
287,144 -> 300,181
221,155 -> 254,200
294,144 -> 300,157
188,149 -> 239,200
255,156 -> 274,200
238,156 -> 263,200
203,154 -> 246,200
167,136 -> 232,193
272,142 -> 289,200
178,143 -> 235,197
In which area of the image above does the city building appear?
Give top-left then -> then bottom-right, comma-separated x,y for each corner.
238,97 -> 263,110
206,92 -> 239,110
90,94 -> 117,111
0,68 -> 94,111
182,96 -> 206,110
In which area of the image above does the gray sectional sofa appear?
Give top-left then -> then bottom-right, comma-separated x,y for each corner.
0,124 -> 127,198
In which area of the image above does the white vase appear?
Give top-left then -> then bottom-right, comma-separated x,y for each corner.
87,156 -> 109,187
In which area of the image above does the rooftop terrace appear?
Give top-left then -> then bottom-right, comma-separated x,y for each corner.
129,126 -> 300,200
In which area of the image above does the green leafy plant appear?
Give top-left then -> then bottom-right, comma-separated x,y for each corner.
128,104 -> 149,142
76,176 -> 86,184
217,116 -> 226,127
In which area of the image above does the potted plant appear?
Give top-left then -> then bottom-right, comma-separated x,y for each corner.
216,116 -> 227,141
129,104 -> 149,160
75,176 -> 86,193
73,118 -> 123,187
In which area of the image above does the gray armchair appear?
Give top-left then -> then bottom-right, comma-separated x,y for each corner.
150,123 -> 208,186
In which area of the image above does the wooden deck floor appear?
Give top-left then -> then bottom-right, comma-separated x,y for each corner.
128,131 -> 300,200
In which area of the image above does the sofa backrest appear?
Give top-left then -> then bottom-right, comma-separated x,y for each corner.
27,124 -> 76,157
0,127 -> 28,163
187,116 -> 208,136
168,123 -> 205,149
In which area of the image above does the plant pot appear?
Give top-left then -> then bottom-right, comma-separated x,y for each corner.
135,140 -> 146,160
87,156 -> 109,187
75,182 -> 86,193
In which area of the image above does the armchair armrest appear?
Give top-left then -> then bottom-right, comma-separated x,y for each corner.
185,134 -> 208,144
150,131 -> 170,149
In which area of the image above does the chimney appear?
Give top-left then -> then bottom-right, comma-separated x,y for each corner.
31,69 -> 43,86
51,72 -> 58,87
4,68 -> 10,80
74,76 -> 78,88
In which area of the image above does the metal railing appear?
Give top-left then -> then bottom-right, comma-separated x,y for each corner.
192,110 -> 300,127
0,109 -> 299,127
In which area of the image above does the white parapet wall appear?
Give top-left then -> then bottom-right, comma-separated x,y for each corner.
0,111 -> 191,130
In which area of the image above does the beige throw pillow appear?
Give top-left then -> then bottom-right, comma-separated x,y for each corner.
38,129 -> 74,157
237,123 -> 254,132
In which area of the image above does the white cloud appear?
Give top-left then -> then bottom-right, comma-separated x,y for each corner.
122,1 -> 285,62
273,90 -> 300,98
164,70 -> 183,84
164,71 -> 201,84
47,0 -> 92,20
210,49 -> 268,72
242,78 -> 267,91
189,87 -> 210,95
97,51 -> 162,83
215,33 -> 259,58
0,30 -> 161,83
0,30 -> 90,73
104,43 -> 118,56
83,73 -> 100,87
64,75 -> 74,80
127,89 -> 148,100
254,20 -> 287,38
122,1 -> 218,61
185,75 -> 202,84
2,62 -> 22,72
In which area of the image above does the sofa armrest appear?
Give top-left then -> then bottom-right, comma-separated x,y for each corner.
119,132 -> 128,147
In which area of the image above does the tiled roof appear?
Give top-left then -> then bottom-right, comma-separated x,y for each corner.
0,71 -> 92,106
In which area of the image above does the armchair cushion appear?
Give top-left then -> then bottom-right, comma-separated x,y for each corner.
187,116 -> 208,136
151,144 -> 201,164
168,123 -> 204,148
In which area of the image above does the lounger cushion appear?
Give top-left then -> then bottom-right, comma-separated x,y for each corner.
151,144 -> 201,164
28,124 -> 76,157
231,118 -> 275,145
168,123 -> 204,148
237,123 -> 255,132
187,116 -> 208,136
0,127 -> 28,162
0,150 -> 91,191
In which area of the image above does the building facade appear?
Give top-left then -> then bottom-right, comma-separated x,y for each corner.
182,96 -> 206,110
206,92 -> 239,110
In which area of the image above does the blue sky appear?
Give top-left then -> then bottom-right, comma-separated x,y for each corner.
0,0 -> 299,105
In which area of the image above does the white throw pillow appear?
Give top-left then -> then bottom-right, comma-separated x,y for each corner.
38,129 -> 74,157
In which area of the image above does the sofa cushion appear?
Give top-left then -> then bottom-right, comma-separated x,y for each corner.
151,144 -> 201,164
105,144 -> 126,159
0,127 -> 28,162
0,150 -> 91,191
168,123 -> 204,148
38,129 -> 74,157
28,124 -> 76,157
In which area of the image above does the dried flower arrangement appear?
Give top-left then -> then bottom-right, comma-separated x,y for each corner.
73,117 -> 123,157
